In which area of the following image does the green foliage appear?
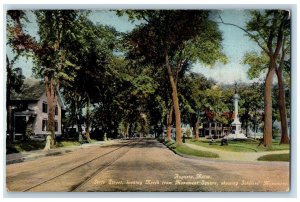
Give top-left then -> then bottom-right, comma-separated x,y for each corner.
8,66 -> 25,94
237,82 -> 264,133
32,10 -> 81,81
203,86 -> 229,124
123,10 -> 227,70
185,128 -> 192,138
243,51 -> 269,79
6,140 -> 45,154
257,153 -> 289,162
25,126 -> 33,139
178,73 -> 214,126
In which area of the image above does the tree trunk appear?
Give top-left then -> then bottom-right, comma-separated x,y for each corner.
129,123 -> 133,137
215,122 -> 217,139
85,94 -> 91,142
45,76 -> 59,148
263,64 -> 275,148
165,53 -> 182,145
6,55 -> 12,142
245,112 -> 249,137
166,106 -> 173,141
47,100 -> 56,147
194,115 -> 200,140
125,123 -> 129,138
276,65 -> 289,144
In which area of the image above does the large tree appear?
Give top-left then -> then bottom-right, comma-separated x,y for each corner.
8,10 -> 81,147
6,11 -> 29,141
220,10 -> 290,148
61,17 -> 118,142
122,10 -> 226,145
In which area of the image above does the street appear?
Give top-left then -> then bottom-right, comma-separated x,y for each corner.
6,138 -> 289,192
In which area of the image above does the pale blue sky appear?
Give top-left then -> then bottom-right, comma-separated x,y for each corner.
7,10 -> 263,84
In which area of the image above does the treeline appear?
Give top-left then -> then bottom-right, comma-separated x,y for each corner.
6,10 -> 290,149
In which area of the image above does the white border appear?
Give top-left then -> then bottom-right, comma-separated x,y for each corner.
1,0 -> 299,201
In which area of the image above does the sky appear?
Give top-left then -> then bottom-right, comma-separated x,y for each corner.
7,10 -> 264,85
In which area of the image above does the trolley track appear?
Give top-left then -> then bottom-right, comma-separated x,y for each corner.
22,139 -> 137,192
70,141 -> 135,192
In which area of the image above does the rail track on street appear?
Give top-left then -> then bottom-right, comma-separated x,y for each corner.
22,139 -> 139,192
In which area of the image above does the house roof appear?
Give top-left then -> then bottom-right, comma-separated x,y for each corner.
10,78 -> 66,109
11,78 -> 45,101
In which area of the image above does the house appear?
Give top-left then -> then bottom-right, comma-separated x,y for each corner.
200,110 -> 234,139
9,78 -> 65,141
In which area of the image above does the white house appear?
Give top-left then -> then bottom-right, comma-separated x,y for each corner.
10,78 -> 65,140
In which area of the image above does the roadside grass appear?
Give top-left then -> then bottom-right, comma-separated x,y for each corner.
6,140 -> 45,154
257,153 -> 290,162
163,140 -> 219,158
56,141 -> 81,147
187,138 -> 290,153
6,139 -> 97,154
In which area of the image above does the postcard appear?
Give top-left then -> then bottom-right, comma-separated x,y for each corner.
5,8 -> 291,193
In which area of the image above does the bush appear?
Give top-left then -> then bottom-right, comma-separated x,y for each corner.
185,128 -> 192,138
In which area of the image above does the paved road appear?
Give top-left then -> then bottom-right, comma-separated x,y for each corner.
6,138 -> 289,192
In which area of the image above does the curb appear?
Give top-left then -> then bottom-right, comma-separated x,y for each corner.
160,141 -> 184,158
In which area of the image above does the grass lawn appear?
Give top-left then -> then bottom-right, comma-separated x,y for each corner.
6,139 -> 94,154
257,153 -> 290,162
56,141 -> 81,147
6,140 -> 46,154
187,138 -> 290,153
164,140 -> 219,158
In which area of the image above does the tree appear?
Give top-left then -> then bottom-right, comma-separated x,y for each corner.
61,17 -> 118,142
6,55 -> 25,142
275,34 -> 290,144
122,10 -> 226,145
6,11 -> 29,141
8,10 -> 82,147
244,46 -> 290,144
178,73 -> 213,140
237,83 -> 264,137
220,10 -> 290,148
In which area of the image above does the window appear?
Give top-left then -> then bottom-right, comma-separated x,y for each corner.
55,106 -> 58,115
42,102 -> 48,113
55,121 -> 58,132
42,119 -> 48,131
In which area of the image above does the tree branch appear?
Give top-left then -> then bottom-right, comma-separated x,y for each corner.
216,14 -> 270,56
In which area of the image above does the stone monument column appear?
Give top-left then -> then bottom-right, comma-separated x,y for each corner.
227,83 -> 247,139
232,93 -> 241,135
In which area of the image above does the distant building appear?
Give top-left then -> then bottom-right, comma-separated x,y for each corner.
9,78 -> 65,140
201,110 -> 234,139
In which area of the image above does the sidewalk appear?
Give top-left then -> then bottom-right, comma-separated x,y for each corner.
6,140 -> 117,165
185,143 -> 290,162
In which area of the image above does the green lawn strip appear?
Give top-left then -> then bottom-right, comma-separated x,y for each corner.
163,140 -> 219,158
175,144 -> 219,158
187,139 -> 289,153
6,141 -> 46,154
56,141 -> 81,147
257,153 -> 290,162
6,139 -> 97,154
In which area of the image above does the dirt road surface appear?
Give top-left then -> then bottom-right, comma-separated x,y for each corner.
6,138 -> 289,192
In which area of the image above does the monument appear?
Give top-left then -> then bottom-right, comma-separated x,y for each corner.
226,84 -> 247,139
